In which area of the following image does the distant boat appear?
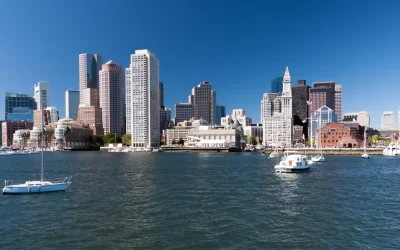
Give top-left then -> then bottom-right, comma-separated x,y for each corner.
2,103 -> 72,194
361,129 -> 369,159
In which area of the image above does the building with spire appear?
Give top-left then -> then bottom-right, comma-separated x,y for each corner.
262,67 -> 293,147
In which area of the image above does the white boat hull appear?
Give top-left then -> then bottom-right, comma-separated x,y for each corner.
361,154 -> 369,159
3,180 -> 72,194
312,155 -> 325,162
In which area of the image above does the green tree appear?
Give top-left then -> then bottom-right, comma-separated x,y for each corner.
122,134 -> 131,146
92,135 -> 104,146
172,139 -> 177,145
178,138 -> 185,145
250,136 -> 257,145
108,136 -> 122,144
242,136 -> 248,143
103,133 -> 114,144
370,135 -> 380,145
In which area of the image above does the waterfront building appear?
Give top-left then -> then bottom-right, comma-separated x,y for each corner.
165,127 -> 192,145
12,129 -> 31,148
2,121 -> 33,147
293,125 -> 304,143
185,126 -> 242,148
33,109 -> 51,127
7,107 -> 33,122
28,125 -> 54,148
5,92 -> 37,120
335,84 -> 342,120
215,105 -> 226,125
270,77 -> 283,93
381,111 -> 394,130
65,90 -> 79,120
34,81 -> 50,110
99,60 -> 125,136
310,105 -> 338,142
174,103 -> 194,124
261,93 -> 281,123
76,105 -> 104,135
45,106 -> 59,123
263,67 -> 293,147
343,111 -> 370,128
318,122 -> 363,148
79,53 -> 103,105
126,49 -> 160,148
292,80 -> 310,139
243,124 -> 263,142
0,120 -> 3,144
53,118 -> 93,150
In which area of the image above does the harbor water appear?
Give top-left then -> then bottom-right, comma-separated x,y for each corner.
1,152 -> 400,249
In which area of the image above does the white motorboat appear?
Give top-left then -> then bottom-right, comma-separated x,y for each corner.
383,143 -> 400,156
312,154 -> 325,162
275,151 -> 311,173
144,148 -> 152,152
3,102 -> 72,195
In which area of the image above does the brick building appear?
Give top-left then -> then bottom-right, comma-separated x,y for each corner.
318,123 -> 363,148
2,121 -> 34,147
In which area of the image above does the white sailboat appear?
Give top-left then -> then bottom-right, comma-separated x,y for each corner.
361,129 -> 369,159
2,103 -> 72,194
312,113 -> 325,162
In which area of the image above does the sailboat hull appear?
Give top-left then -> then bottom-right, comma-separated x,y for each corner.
2,183 -> 71,194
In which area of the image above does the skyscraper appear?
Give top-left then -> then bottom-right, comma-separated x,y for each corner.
126,49 -> 160,148
174,103 -> 194,124
381,111 -> 394,130
191,81 -> 215,124
215,105 -> 226,125
5,92 -> 37,120
308,82 -> 335,119
99,60 -> 125,135
34,81 -> 50,110
292,80 -> 310,139
159,82 -> 164,108
335,84 -> 342,120
65,90 -> 80,120
270,77 -> 283,93
76,105 -> 104,135
79,53 -> 103,105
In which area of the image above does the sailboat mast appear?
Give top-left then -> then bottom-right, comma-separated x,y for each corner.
41,101 -> 44,182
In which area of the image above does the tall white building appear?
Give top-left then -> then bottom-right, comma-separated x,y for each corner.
65,90 -> 80,120
126,49 -> 160,148
34,81 -> 49,110
263,67 -> 293,146
357,111 -> 370,128
79,53 -> 103,105
335,84 -> 342,120
45,106 -> 59,123
99,60 -> 125,135
381,111 -> 394,130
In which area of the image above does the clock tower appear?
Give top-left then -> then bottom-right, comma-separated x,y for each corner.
281,66 -> 292,118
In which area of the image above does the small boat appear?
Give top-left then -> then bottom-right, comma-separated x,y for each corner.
275,151 -> 311,173
268,151 -> 280,159
361,130 -> 369,159
144,148 -> 152,152
312,154 -> 325,162
3,102 -> 72,195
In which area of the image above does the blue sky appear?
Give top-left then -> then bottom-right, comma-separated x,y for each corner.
0,0 -> 399,128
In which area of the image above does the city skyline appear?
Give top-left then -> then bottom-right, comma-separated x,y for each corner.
1,1 -> 400,129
